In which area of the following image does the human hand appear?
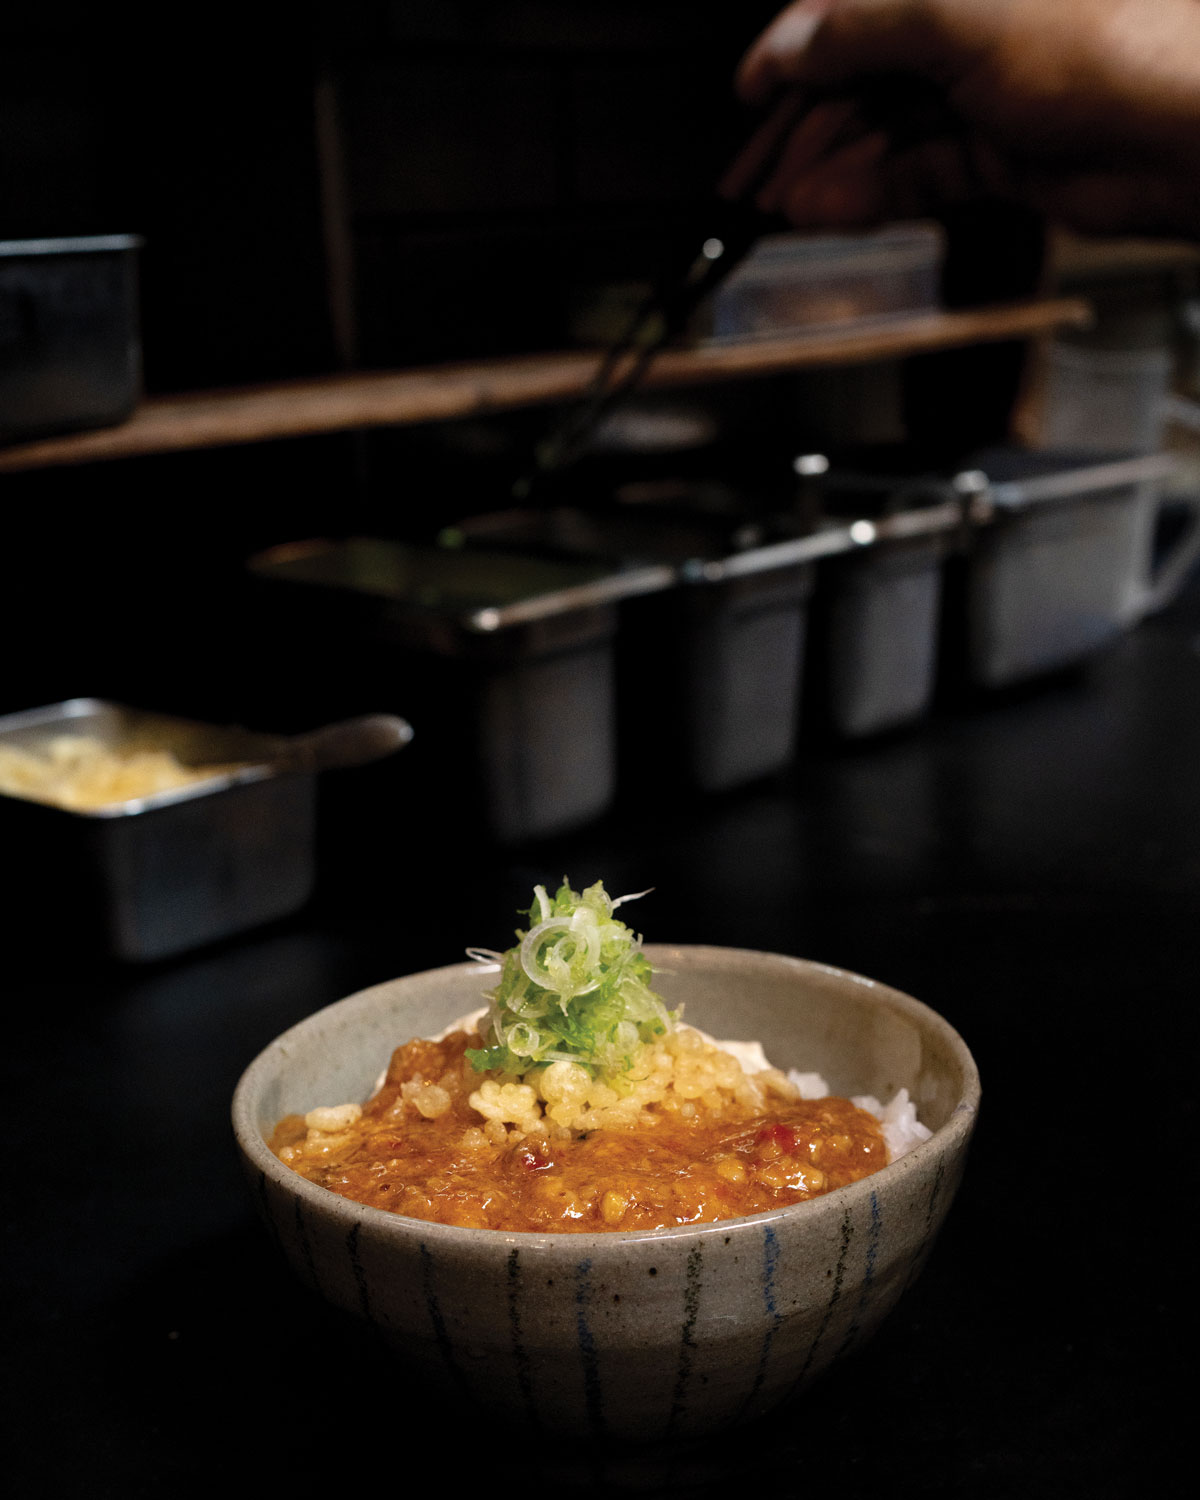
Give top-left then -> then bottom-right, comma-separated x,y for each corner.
732,0 -> 1200,237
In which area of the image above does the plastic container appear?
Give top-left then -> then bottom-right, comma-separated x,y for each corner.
0,235 -> 143,445
246,537 -> 671,843
0,699 -> 408,961
954,448 -> 1198,687
695,224 -> 944,344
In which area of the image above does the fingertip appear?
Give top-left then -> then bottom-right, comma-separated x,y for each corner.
735,0 -> 831,103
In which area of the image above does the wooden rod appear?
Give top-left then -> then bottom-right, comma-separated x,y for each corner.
0,297 -> 1091,473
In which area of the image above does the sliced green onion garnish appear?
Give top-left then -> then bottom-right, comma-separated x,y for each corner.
465,879 -> 672,1080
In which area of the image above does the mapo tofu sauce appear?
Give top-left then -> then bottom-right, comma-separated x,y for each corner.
271,1029 -> 889,1234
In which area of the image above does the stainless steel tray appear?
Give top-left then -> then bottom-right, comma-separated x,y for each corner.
0,699 -> 408,961
246,538 -> 670,843
953,450 -> 1191,686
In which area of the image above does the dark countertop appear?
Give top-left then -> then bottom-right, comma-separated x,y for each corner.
5,573 -> 1198,1500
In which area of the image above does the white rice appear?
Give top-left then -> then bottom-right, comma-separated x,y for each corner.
768,1063 -> 931,1159
704,1035 -> 931,1162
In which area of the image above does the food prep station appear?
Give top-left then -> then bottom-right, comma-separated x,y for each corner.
7,411 -> 1198,1500
6,563 -> 1197,1498
4,22 -> 1199,1497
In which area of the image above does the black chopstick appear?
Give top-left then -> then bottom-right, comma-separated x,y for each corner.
511,95 -> 810,501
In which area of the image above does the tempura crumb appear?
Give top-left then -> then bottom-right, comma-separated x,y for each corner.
451,1024 -> 800,1140
304,1103 -> 362,1133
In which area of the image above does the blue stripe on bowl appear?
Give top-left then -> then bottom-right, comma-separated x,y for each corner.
574,1257 -> 605,1434
738,1223 -> 784,1420
420,1241 -> 472,1396
666,1243 -> 705,1434
792,1204 -> 855,1394
836,1188 -> 882,1359
506,1248 -> 542,1430
293,1198 -> 318,1293
346,1222 -> 372,1320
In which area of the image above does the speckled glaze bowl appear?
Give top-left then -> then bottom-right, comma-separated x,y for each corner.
232,945 -> 980,1443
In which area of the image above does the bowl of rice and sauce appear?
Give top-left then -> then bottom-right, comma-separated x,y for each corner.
232,886 -> 979,1443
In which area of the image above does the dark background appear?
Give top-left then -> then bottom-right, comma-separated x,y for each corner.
0,1 -> 779,722
2,2 -> 774,383
0,0 -> 1034,726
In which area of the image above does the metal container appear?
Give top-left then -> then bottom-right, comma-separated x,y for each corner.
664,545 -> 816,791
444,504 -> 818,794
954,448 -> 1197,687
1039,342 -> 1173,455
802,502 -> 962,739
786,456 -> 959,738
0,699 -> 408,962
0,235 -> 143,445
246,537 -> 672,843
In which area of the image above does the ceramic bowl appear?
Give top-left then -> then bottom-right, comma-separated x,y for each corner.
231,944 -> 980,1443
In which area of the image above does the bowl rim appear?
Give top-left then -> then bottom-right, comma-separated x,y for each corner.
232,943 -> 981,1251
